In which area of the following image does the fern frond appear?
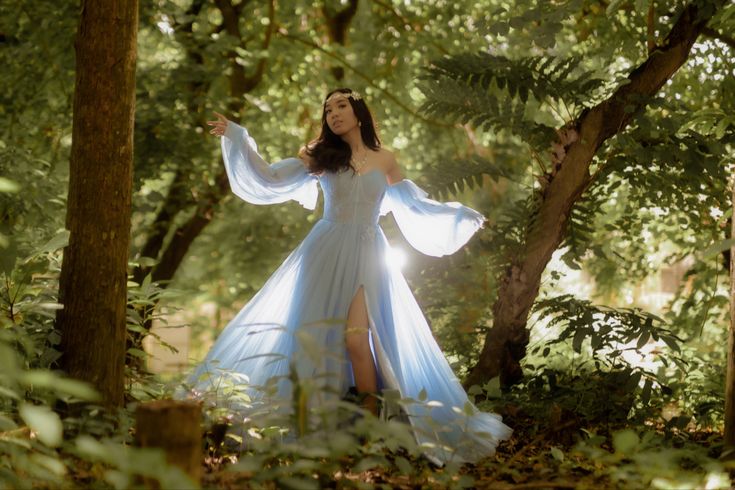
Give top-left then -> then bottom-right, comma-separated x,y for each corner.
418,76 -> 556,152
421,153 -> 523,199
425,52 -> 603,107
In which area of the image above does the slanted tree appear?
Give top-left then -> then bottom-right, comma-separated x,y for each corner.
419,0 -> 729,387
56,0 -> 138,406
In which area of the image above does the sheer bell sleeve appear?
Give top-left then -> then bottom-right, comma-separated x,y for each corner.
380,179 -> 486,257
221,121 -> 318,209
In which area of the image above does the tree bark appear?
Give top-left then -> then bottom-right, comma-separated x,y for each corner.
465,2 -> 723,389
725,176 -> 735,445
56,0 -> 138,406
135,400 -> 202,486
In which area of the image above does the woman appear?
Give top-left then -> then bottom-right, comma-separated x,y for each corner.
190,88 -> 511,464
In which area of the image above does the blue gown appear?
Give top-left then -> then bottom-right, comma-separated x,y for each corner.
187,121 -> 512,464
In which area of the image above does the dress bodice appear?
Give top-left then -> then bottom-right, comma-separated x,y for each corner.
318,169 -> 387,225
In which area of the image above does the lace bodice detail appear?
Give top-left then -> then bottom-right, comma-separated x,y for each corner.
319,169 -> 386,225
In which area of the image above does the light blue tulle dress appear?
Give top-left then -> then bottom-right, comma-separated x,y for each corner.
187,121 -> 512,464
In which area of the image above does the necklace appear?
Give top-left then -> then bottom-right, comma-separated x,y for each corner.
351,147 -> 369,173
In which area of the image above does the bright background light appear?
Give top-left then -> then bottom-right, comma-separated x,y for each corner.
386,245 -> 407,270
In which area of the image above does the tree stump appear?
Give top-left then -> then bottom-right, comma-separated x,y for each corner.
135,400 -> 202,485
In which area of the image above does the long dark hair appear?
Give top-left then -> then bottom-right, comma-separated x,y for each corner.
304,88 -> 381,174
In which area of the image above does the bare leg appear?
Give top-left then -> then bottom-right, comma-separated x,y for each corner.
345,286 -> 378,415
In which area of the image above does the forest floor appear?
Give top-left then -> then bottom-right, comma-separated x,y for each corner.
197,410 -> 728,490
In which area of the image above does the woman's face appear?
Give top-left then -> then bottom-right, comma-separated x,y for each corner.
324,93 -> 359,136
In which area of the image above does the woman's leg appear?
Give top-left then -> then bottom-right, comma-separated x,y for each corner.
345,286 -> 378,415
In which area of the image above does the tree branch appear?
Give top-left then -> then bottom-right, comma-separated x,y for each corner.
322,0 -> 358,45
702,25 -> 735,49
322,0 -> 359,80
465,0 -> 725,389
213,0 -> 239,38
244,0 -> 276,92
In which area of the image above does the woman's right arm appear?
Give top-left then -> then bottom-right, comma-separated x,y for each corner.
206,112 -> 318,210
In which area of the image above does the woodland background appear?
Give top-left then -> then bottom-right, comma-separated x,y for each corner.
1,0 -> 735,488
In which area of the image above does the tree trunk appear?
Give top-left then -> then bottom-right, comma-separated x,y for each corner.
465,2 -> 723,389
725,177 -> 735,445
56,0 -> 138,407
135,400 -> 202,486
322,0 -> 359,80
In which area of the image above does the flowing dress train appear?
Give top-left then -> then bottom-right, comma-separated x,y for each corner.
186,121 -> 512,464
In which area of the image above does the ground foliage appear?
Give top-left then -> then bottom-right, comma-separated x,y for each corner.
1,0 -> 735,488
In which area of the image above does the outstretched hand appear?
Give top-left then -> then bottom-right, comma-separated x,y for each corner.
206,112 -> 229,137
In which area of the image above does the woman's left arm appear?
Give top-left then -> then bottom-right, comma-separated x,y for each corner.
384,150 -> 403,185
380,152 -> 486,257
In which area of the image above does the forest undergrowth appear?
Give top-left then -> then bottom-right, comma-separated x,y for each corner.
1,236 -> 733,490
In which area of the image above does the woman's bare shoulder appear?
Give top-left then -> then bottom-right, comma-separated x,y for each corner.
377,147 -> 398,168
376,147 -> 402,183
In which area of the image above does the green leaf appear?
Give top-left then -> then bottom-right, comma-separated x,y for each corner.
127,348 -> 148,358
612,429 -> 639,454
418,388 -> 427,402
137,256 -> 158,268
0,414 -> 18,431
352,457 -> 384,473
21,371 -> 100,401
550,446 -> 565,461
640,379 -> 653,404
29,452 -> 67,476
394,456 -> 412,475
661,335 -> 681,353
0,238 -> 17,274
463,401 -> 475,416
467,384 -> 483,396
230,455 -> 267,473
19,403 -> 63,447
606,0 -> 627,15
0,385 -> 21,400
590,334 -> 602,351
636,330 -> 650,350
572,328 -> 585,353
0,177 -> 20,193
483,377 -> 502,398
700,237 -> 735,259
626,370 -> 642,391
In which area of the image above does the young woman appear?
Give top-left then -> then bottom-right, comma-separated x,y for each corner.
190,88 -> 511,464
